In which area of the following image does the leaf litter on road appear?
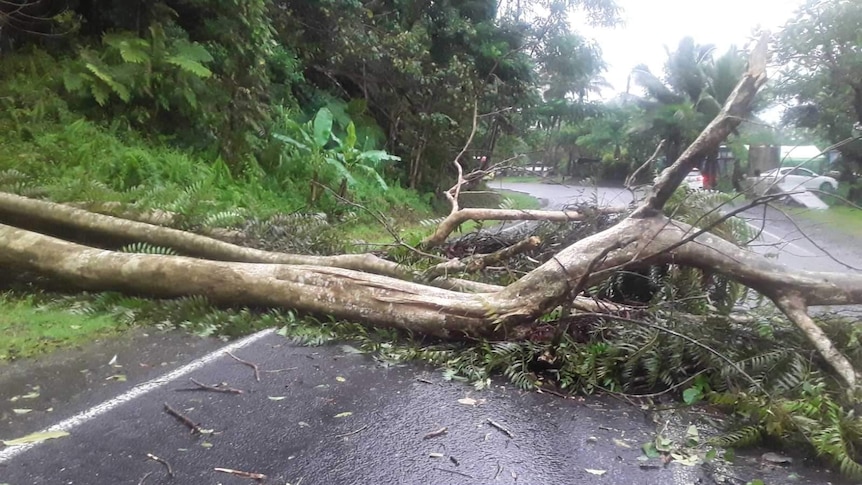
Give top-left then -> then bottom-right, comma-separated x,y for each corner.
2,430 -> 70,446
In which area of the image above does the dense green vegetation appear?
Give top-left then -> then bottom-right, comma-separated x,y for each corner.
3,0 -> 862,478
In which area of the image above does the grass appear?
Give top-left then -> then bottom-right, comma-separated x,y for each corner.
788,205 -> 862,238
0,294 -> 125,363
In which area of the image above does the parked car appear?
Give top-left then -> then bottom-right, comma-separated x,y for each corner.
683,168 -> 704,190
652,168 -> 704,190
758,167 -> 838,193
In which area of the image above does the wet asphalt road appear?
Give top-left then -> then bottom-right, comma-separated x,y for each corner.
1,331 -> 680,485
1,330 -> 848,485
1,181 -> 860,484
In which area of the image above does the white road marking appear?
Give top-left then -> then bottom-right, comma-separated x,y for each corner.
743,221 -> 816,257
0,328 -> 276,463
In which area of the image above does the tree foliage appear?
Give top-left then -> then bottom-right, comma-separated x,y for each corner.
776,0 -> 862,172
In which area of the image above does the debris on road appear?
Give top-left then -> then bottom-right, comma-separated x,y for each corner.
226,351 -> 261,381
422,427 -> 448,440
214,467 -> 267,481
146,452 -> 174,478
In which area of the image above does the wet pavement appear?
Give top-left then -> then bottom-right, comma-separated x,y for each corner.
0,330 -> 852,485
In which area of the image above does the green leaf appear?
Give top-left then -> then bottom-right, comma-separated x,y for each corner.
90,82 -> 111,106
682,387 -> 702,405
165,56 -> 212,78
324,156 -> 356,186
312,108 -> 334,148
85,63 -> 131,102
273,134 -> 311,153
345,122 -> 357,151
353,164 -> 388,191
172,41 -> 214,63
356,150 -> 400,167
642,442 -> 660,459
2,430 -> 70,446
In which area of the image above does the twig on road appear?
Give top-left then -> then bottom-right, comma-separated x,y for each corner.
137,471 -> 153,485
226,351 -> 261,382
433,467 -> 474,479
175,377 -> 244,394
164,402 -> 203,434
146,453 -> 174,478
214,467 -> 267,481
422,427 -> 448,440
334,424 -> 370,439
486,419 -> 514,438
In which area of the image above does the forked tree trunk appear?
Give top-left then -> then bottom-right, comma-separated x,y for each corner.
1,37 -> 861,391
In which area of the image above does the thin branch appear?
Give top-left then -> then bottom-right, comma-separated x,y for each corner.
313,181 -> 444,262
625,140 -> 666,189
226,351 -> 261,382
486,419 -> 514,438
213,467 -> 267,481
421,206 -> 627,248
423,236 -> 541,280
175,378 -> 244,394
774,295 -> 859,390
146,453 -> 174,478
334,424 -> 370,439
164,403 -> 203,434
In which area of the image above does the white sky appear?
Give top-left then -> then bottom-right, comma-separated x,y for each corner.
571,0 -> 806,99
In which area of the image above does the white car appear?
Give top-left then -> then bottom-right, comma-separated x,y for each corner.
759,167 -> 838,193
682,168 -> 704,190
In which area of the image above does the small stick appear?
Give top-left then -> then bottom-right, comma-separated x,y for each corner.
226,351 -> 261,381
536,387 -> 569,399
433,467 -> 474,479
137,471 -> 153,485
146,453 -> 174,478
423,427 -> 448,440
334,424 -> 369,439
262,367 -> 298,373
164,402 -> 202,434
416,377 -> 434,384
214,467 -> 267,481
175,378 -> 244,394
487,419 -> 514,438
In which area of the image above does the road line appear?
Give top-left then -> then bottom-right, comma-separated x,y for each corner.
0,328 -> 276,463
743,221 -> 816,257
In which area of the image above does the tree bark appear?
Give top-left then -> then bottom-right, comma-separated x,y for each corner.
3,35 -> 860,391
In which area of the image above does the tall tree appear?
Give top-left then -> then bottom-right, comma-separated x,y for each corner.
630,38 -> 747,186
776,0 -> 862,178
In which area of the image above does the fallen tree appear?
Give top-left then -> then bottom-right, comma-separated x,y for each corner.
2,37 -> 862,395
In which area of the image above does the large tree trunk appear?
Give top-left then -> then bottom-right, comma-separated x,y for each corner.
2,36 -> 860,391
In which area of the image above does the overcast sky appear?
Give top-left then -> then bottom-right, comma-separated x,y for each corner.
572,0 -> 806,99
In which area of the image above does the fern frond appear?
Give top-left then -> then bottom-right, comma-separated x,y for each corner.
119,243 -> 177,256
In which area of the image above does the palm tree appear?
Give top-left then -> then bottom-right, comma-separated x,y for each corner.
629,39 -> 747,188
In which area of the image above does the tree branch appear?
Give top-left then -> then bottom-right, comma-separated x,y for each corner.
774,295 -> 859,391
634,33 -> 769,216
420,206 -> 628,248
424,236 -> 541,280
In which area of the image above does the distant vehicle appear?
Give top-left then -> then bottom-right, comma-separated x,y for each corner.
652,168 -> 704,190
758,167 -> 838,193
683,168 -> 704,190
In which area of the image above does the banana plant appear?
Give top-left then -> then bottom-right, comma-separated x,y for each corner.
273,107 -> 399,203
